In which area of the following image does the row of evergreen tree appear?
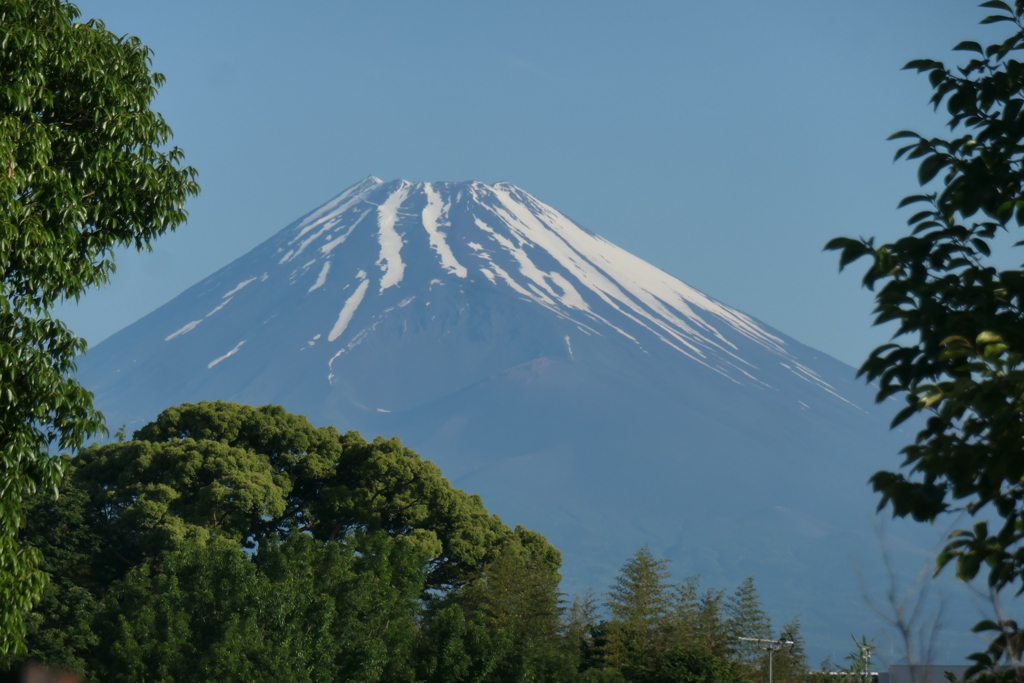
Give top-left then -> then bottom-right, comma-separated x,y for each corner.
16,402 -> 812,683
569,549 -> 807,683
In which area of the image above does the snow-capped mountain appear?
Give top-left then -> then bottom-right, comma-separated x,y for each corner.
78,177 -> 959,658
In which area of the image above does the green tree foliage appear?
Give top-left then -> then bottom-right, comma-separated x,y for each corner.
588,549 -> 806,683
769,621 -> 809,683
809,636 -> 875,683
418,540 -> 571,683
825,2 -> 1024,677
19,482 -> 102,674
839,636 -> 876,683
0,0 -> 198,660
79,401 -> 521,589
460,542 -> 568,682
19,401 -> 558,682
604,547 -> 675,675
18,402 -> 808,682
695,587 -> 731,660
566,590 -> 604,674
90,533 -> 426,683
727,577 -> 772,671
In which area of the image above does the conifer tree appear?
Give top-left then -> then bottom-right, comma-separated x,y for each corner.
727,576 -> 771,669
696,588 -> 731,660
770,619 -> 809,683
566,589 -> 602,673
666,574 -> 703,652
604,547 -> 674,675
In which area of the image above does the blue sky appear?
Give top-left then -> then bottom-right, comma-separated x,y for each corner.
61,0 -> 992,369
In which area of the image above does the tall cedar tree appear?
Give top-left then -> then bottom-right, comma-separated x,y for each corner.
604,547 -> 675,674
566,589 -> 603,673
758,619 -> 808,683
0,0 -> 198,661
727,577 -> 771,674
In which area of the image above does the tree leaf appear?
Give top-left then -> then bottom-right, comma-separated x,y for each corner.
983,343 -> 1008,358
953,41 -> 984,54
904,59 -> 943,72
888,130 -> 923,140
897,194 -> 934,209
891,406 -> 918,428
940,335 -> 973,348
918,154 -> 947,184
0,2 -> 200,659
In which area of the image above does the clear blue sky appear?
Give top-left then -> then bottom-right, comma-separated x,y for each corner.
60,0 -> 991,369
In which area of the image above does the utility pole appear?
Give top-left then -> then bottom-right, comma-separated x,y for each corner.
739,636 -> 795,683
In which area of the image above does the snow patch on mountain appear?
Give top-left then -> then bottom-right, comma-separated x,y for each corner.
208,340 -> 245,368
206,297 -> 232,317
165,319 -> 202,341
289,176 -> 381,246
376,183 -> 410,292
329,276 -> 370,342
785,362 -> 863,410
223,277 -> 257,298
422,183 -> 467,278
309,262 -> 330,292
321,209 -> 371,256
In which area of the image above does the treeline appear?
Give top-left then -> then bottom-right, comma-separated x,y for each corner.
17,401 -> 808,683
570,552 -> 806,683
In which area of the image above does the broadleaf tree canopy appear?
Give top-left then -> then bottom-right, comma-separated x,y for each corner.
826,1 -> 1024,676
19,401 -> 564,681
0,0 -> 198,661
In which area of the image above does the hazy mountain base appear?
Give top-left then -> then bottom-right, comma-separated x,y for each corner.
78,302 -> 970,664
342,327 -> 966,663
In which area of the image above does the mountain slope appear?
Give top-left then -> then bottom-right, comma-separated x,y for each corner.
78,177 -> 959,658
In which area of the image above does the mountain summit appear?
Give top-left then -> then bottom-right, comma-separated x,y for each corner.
78,178 -> 953,657
92,176 -> 855,409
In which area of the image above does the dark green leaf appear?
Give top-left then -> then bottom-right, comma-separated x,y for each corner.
918,154 -> 947,184
904,59 -> 943,71
824,237 -> 860,251
972,620 -> 1002,633
897,194 -> 934,208
908,210 -> 936,224
891,406 -> 918,428
888,130 -> 923,140
954,41 -> 984,54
